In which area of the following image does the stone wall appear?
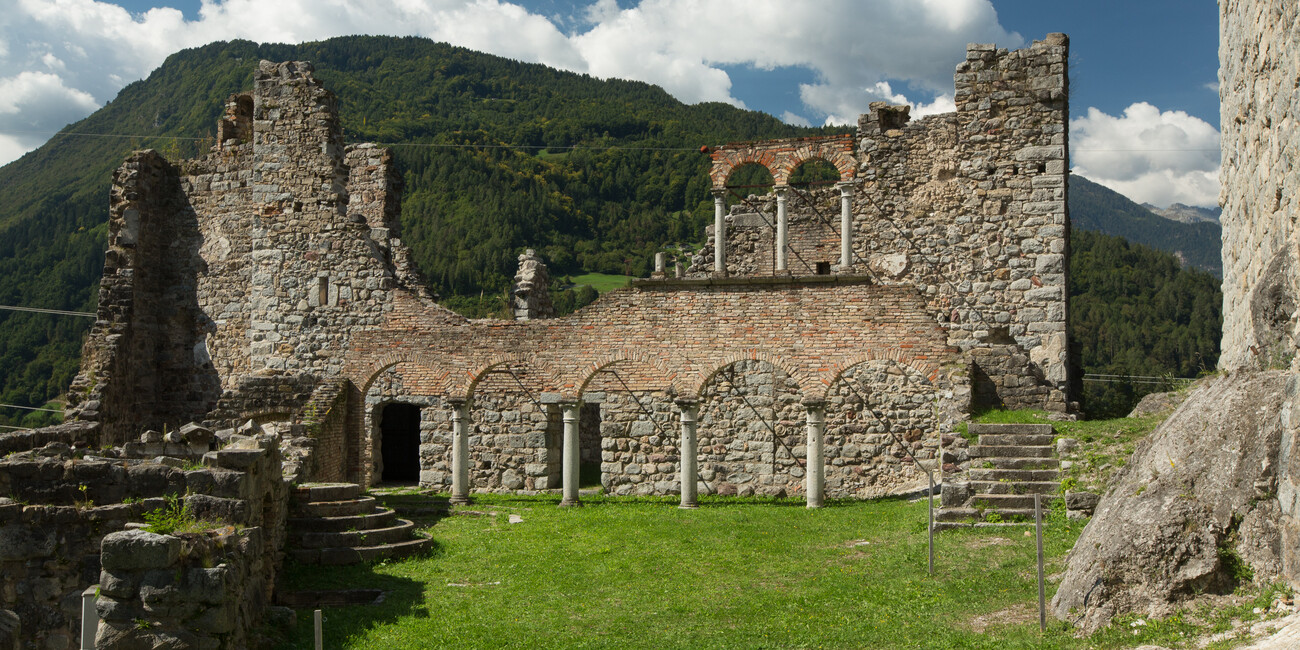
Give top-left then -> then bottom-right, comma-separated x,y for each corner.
0,430 -> 286,648
1220,0 -> 1300,370
1220,0 -> 1300,592
64,151 -> 218,444
694,36 -> 1071,412
66,60 -> 429,445
96,527 -> 271,649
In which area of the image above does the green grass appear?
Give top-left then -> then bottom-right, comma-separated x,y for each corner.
274,492 -> 1203,649
570,273 -> 632,294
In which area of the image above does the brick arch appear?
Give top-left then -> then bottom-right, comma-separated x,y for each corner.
709,134 -> 856,190
462,354 -> 557,402
571,348 -> 682,399
687,349 -> 815,400
779,153 -> 855,187
817,353 -> 942,402
352,351 -> 451,399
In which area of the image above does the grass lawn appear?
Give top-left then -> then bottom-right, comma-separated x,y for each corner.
273,491 -> 1203,649
570,272 -> 632,294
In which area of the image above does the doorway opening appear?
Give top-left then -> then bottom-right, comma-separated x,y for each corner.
380,403 -> 421,483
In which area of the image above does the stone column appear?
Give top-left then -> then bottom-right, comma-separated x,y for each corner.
838,182 -> 854,270
677,399 -> 700,509
449,399 -> 470,505
560,401 -> 582,507
712,189 -> 727,275
803,398 -> 826,509
774,186 -> 789,273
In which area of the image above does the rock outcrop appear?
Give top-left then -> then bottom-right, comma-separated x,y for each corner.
1053,371 -> 1289,632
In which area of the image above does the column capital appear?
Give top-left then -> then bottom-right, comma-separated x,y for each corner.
673,397 -> 699,409
773,184 -> 790,197
710,188 -> 729,200
801,397 -> 827,409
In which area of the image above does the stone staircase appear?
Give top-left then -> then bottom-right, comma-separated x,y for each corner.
934,423 -> 1060,531
287,483 -> 433,565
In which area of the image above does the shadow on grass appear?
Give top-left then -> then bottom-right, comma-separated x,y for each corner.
273,543 -> 443,650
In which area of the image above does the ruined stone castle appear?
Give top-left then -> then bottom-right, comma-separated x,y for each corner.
0,35 -> 1070,647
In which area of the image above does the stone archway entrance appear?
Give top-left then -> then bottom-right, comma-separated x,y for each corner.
379,403 -> 421,483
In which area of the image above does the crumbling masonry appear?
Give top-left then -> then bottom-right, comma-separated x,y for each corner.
0,35 -> 1070,647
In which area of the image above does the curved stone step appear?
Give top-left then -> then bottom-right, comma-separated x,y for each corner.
292,482 -> 362,504
289,535 -> 434,566
291,519 -> 421,549
295,496 -> 378,518
287,508 -> 398,533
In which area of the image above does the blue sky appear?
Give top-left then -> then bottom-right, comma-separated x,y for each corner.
3,0 -> 1223,207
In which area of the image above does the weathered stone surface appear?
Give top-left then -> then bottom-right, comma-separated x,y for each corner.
511,249 -> 555,320
1127,390 -> 1188,418
1052,372 -> 1289,632
1220,0 -> 1300,371
101,531 -> 182,571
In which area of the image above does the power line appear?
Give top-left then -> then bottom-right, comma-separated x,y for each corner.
0,403 -> 63,413
0,425 -> 33,431
0,305 -> 95,318
29,129 -> 703,152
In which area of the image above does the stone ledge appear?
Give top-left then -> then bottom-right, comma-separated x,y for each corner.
631,274 -> 877,289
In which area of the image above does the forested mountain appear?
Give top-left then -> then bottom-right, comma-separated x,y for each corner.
1070,174 -> 1222,276
1069,230 -> 1221,417
0,35 -> 1223,424
0,36 -> 839,426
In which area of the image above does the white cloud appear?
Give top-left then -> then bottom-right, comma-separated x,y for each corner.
811,81 -> 957,126
0,0 -> 1021,165
572,0 -> 1016,113
781,111 -> 811,128
1071,102 -> 1221,208
0,71 -> 100,159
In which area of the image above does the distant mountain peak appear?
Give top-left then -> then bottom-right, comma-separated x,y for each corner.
1140,201 -> 1222,225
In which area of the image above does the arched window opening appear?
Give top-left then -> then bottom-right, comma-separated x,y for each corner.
723,162 -> 776,208
788,158 -> 842,189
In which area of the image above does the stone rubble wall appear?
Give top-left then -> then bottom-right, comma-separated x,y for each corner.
65,60 -> 439,450
692,36 -> 1071,412
1219,0 -> 1300,370
0,433 -> 286,649
65,151 -> 218,444
96,527 -> 270,650
0,422 -> 97,456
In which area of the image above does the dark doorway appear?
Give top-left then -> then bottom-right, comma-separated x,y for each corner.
380,403 -> 421,483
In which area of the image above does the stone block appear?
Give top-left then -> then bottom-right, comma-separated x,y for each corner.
100,530 -> 181,571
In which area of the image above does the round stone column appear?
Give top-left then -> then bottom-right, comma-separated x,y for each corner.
803,398 -> 826,509
677,399 -> 700,509
449,398 -> 471,505
559,401 -> 583,507
712,189 -> 727,275
775,186 -> 789,273
838,182 -> 854,270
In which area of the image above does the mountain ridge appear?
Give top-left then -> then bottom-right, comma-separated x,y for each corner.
0,35 -> 1223,422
